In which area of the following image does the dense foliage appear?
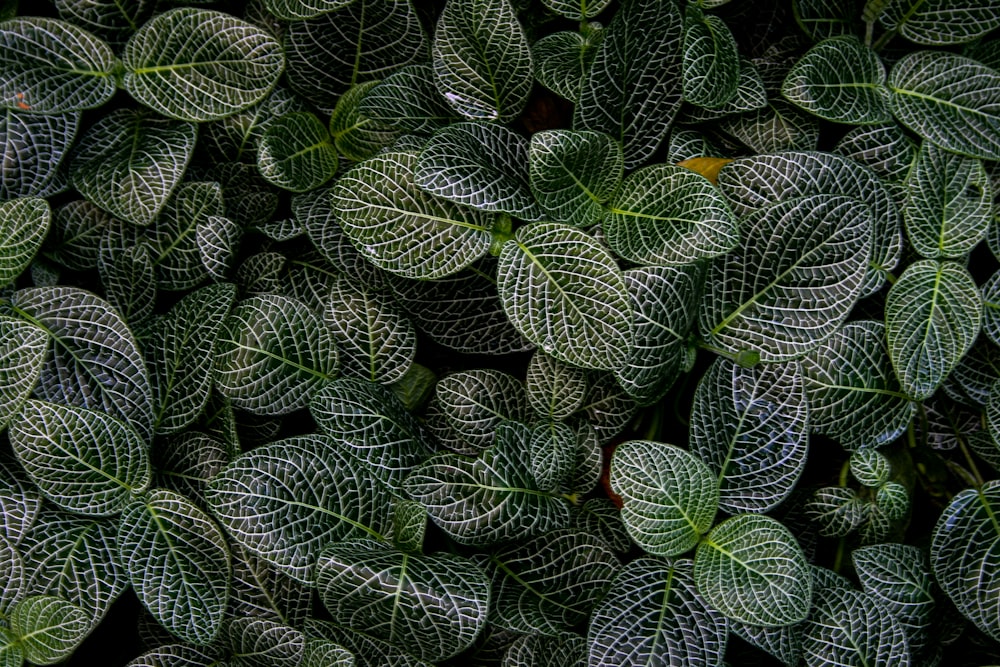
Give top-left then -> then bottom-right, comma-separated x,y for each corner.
1,0 -> 1000,665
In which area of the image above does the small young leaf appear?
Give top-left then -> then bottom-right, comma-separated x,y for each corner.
329,81 -> 401,162
258,113 -> 338,193
532,27 -> 604,103
529,129 -> 622,228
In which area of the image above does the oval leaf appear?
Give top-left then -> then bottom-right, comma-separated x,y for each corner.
10,595 -> 91,665
258,113 -> 338,193
529,129 -> 622,228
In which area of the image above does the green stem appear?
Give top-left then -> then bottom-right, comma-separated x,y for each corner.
832,536 -> 847,573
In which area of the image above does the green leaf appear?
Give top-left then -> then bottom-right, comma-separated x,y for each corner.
122,8 -> 284,122
329,151 -> 494,279
850,448 -> 891,487
0,316 -> 46,432
148,283 -> 236,434
889,51 -> 1000,160
541,0 -> 611,19
123,644 -> 223,667
202,86 -> 307,165
792,0 -> 859,40
263,0 -> 354,20
579,373 -> 640,445
10,595 -> 92,665
498,223 -> 632,371
853,543 -> 934,653
69,109 -> 197,227
574,0 -> 683,168
432,0 -> 532,122
690,358 -> 808,513
806,487 -> 867,537
0,536 -> 23,615
504,633 -> 585,667
228,543 -> 313,627
884,260 -> 981,401
329,81 -> 401,162
529,421 -> 577,493
682,7 -> 740,109
305,617 -> 427,667
529,129 -> 622,228
417,122 -> 540,219
197,215 -> 241,280
10,400 -> 150,516
358,63 -> 458,136
0,17 -> 115,113
0,457 -> 43,546
258,113 -> 338,193
572,498 -> 632,553
526,351 -> 588,420
729,620 -> 801,667
717,100 -> 820,153
604,164 -> 739,266
43,200 -> 111,271
0,110 -> 78,200
207,435 -> 392,583
391,498 -> 426,554
7,286 -> 154,442
433,369 -> 530,451
119,489 -> 230,646
781,36 -> 891,124
587,557 -> 728,667
0,627 -> 22,667
302,638 -> 354,667
488,528 -> 619,636
228,617 -> 304,667
49,0 -> 152,50
285,0 -> 427,109
531,27 -> 604,103
802,585 -> 911,666
214,294 -> 338,415
694,514 -> 812,627
404,423 -> 572,546
801,321 -> 914,451
98,243 -> 155,327
699,195 -> 871,362
316,539 -> 489,661
145,181 -> 224,291
931,480 -> 1000,641
984,271 -> 1000,347
610,440 -> 718,557
903,141 -> 991,259
880,0 -> 1000,45
154,433 -> 229,507
832,122 -> 919,183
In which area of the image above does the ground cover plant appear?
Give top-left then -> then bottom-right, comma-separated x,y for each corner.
1,0 -> 1000,664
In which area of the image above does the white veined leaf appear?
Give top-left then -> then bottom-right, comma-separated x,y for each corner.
0,110 -> 78,200
853,543 -> 934,653
682,7 -> 740,109
802,585 -> 911,666
285,0 -> 427,109
802,321 -> 914,451
904,142 -> 991,259
69,109 -> 197,227
316,539 -> 489,661
498,222 -> 632,371
504,633 -> 585,667
717,100 -> 820,153
529,129 -> 622,228
694,514 -> 812,627
950,336 -> 1000,406
52,0 -> 154,50
572,498 -> 632,553
0,457 -> 43,546
531,26 -> 604,103
616,265 -> 701,407
236,251 -> 285,296
98,243 -> 155,327
43,200 -> 112,271
391,498 -> 427,554
781,36 -> 891,124
227,617 -> 304,667
541,0 -> 612,19
118,489 -> 230,646
832,122 -> 919,183
201,86 -> 307,166
329,81 -> 401,162
487,528 -> 619,636
123,644 -> 224,667
0,316 -> 46,433
587,557 -> 728,667
302,638 -> 355,667
792,0 -> 859,40
206,435 -> 392,583
0,536 -> 23,615
154,433 -> 230,507
574,0 -> 683,169
579,372 -> 640,445
324,276 -> 416,385
197,215 -> 241,279
610,440 -> 718,557
526,351 -> 588,420
214,294 -> 338,416
717,150 -> 903,297
528,421 -> 577,493
7,286 -> 154,442
0,198 -> 47,288
729,620 -> 801,667
678,57 -> 767,123
931,480 -> 1000,641
0,17 -> 115,113
849,448 -> 892,488
889,51 -> 1000,160
416,122 -> 540,219
9,595 -> 92,665
690,358 -> 808,514
885,260 -> 981,401
310,379 -> 434,492
403,422 -> 572,546
305,617 -> 427,667
604,164 -> 739,266
10,400 -> 150,516
147,283 -> 236,434
805,487 -> 867,537
228,542 -> 313,628
434,368 -> 531,451
880,0 -> 1000,45
258,112 -> 338,193
432,0 -> 532,123
699,195 -> 871,362
263,0 -> 355,20
330,150 -> 494,280
358,63 -> 458,136
984,271 -> 1000,348
122,8 -> 284,122
20,508 -> 127,622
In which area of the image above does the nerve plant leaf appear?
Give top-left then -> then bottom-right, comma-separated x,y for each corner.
498,223 -> 632,371
433,369 -> 530,451
263,0 -> 354,20
432,0 -> 532,123
532,27 -> 604,103
0,17 -> 115,113
0,316 -> 46,432
526,351 -> 589,420
0,110 -> 78,201
9,595 -> 92,665
802,584 -> 911,666
329,81 -> 401,162
880,0 -> 1000,45
541,0 -> 612,19
682,7 -> 740,109
852,543 -> 935,653
0,536 -> 22,615
529,129 -> 622,228
258,113 -> 338,193
121,8 -> 285,122
358,64 -> 458,136
227,617 -> 304,667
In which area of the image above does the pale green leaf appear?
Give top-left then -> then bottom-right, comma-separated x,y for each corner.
884,260 -> 981,401
889,51 -> 1000,160
541,0 -> 611,19
69,109 -> 196,227
683,8 -> 740,109
228,617 -> 304,667
0,17 -> 115,113
802,585 -> 911,666
853,543 -> 934,653
434,368 -> 530,451
0,628 -> 23,667
531,27 -> 604,103
432,0 -> 532,122
880,0 -> 1000,45
610,440 -> 718,557
0,315 -> 46,432
122,8 -> 284,122
694,514 -> 812,627
529,129 -> 622,228
526,351 -> 588,421
263,0 -> 354,20
0,110 -> 78,200
498,223 -> 632,371
358,63 -> 458,136
258,112 -> 338,193
329,81 -> 401,162
574,0 -> 683,168
10,595 -> 92,665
